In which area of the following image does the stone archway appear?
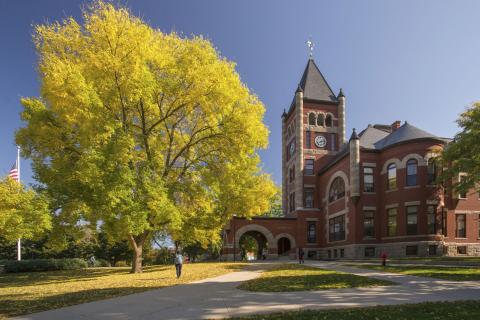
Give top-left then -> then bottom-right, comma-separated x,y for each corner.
277,237 -> 291,255
234,224 -> 276,249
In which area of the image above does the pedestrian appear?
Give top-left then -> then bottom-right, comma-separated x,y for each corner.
174,251 -> 183,278
298,247 -> 305,264
381,251 -> 387,267
262,247 -> 268,260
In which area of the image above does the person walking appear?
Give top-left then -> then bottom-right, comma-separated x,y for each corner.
174,251 -> 183,278
298,247 -> 305,264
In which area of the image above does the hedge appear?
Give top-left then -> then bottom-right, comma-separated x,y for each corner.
4,258 -> 88,273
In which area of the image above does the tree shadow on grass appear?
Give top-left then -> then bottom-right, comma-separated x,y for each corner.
0,286 -> 157,318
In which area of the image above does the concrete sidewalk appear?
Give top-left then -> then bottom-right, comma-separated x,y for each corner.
13,261 -> 480,320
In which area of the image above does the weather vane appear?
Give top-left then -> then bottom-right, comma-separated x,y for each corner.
306,38 -> 314,58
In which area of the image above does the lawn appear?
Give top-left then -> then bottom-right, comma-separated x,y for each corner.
229,300 -> 480,320
0,262 -> 244,319
237,263 -> 394,292
348,264 -> 480,281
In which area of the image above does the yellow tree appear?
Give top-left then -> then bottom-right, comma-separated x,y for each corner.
16,1 -> 276,272
0,178 -> 51,243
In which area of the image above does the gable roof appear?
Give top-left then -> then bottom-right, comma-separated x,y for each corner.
373,122 -> 445,150
318,122 -> 448,176
298,58 -> 337,102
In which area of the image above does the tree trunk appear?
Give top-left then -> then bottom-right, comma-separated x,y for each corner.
131,244 -> 143,273
128,233 -> 148,273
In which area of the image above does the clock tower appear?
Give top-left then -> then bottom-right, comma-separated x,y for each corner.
282,56 -> 346,215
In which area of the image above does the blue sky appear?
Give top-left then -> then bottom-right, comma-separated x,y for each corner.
1,0 -> 479,186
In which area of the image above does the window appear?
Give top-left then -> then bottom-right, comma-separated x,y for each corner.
325,114 -> 332,127
478,214 -> 480,238
317,113 -> 324,126
307,250 -> 316,258
334,249 -> 338,258
427,159 -> 437,185
428,245 -> 438,256
459,175 -> 467,199
406,206 -> 418,235
406,159 -> 418,186
289,166 -> 295,183
289,192 -> 295,213
340,248 -> 345,258
329,215 -> 345,242
304,189 -> 314,208
330,133 -> 336,151
457,246 -> 467,254
327,250 -> 331,259
307,222 -> 316,243
363,167 -> 374,192
363,211 -> 375,238
304,159 -> 314,175
308,113 -> 316,126
387,163 -> 397,190
364,247 -> 375,257
406,245 -> 418,256
329,177 -> 346,202
305,130 -> 311,149
427,205 -> 436,234
456,214 -> 466,238
387,208 -> 397,236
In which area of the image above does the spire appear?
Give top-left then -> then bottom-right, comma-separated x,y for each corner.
297,59 -> 337,102
338,88 -> 345,98
296,84 -> 303,93
282,108 -> 287,118
350,128 -> 359,140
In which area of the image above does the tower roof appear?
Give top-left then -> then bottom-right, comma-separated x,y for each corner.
298,58 -> 337,102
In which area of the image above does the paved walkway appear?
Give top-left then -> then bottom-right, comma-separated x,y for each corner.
14,261 -> 480,320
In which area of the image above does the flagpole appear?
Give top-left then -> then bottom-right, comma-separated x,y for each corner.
17,146 -> 21,261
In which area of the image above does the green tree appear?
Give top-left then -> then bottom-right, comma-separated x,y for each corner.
0,178 -> 51,243
442,102 -> 480,194
17,1 -> 276,273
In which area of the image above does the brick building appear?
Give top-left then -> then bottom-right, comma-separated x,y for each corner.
223,57 -> 480,260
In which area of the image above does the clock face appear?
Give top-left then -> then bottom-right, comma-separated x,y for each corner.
289,141 -> 295,156
315,135 -> 327,148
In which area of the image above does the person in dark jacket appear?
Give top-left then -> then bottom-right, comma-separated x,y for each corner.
298,247 -> 305,264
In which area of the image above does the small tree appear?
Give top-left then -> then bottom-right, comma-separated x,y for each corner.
0,178 -> 51,244
442,102 -> 480,194
17,1 -> 276,273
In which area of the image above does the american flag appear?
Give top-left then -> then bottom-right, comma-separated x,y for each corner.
8,160 -> 19,182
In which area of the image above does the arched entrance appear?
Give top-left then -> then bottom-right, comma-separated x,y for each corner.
239,231 -> 268,261
277,237 -> 291,255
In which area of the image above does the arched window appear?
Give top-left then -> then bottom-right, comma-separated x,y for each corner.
325,114 -> 333,127
427,158 -> 437,185
406,159 -> 418,186
387,163 -> 397,190
317,113 -> 325,126
329,177 -> 345,202
308,113 -> 316,126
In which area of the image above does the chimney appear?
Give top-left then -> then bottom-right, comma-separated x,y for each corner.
391,120 -> 401,132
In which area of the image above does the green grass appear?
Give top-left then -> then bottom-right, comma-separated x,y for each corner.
229,300 -> 480,320
0,262 -> 244,319
238,264 -> 394,292
348,264 -> 480,281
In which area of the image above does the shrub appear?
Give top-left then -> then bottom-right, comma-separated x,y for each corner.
91,258 -> 111,267
4,258 -> 88,273
115,260 -> 129,267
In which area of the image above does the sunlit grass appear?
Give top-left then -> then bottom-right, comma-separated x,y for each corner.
238,263 -> 394,292
347,264 -> 480,281
0,262 -> 244,319
230,300 -> 480,320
